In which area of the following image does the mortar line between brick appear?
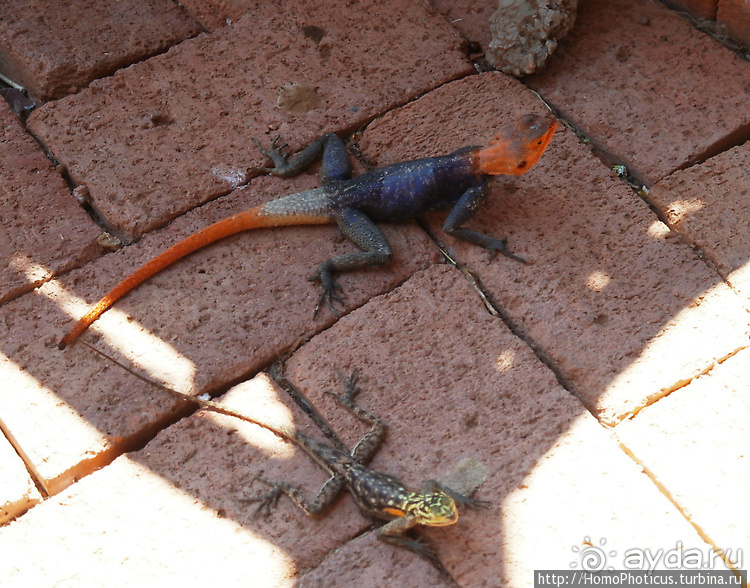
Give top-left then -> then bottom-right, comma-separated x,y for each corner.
0,413 -> 195,524
643,197 -> 750,300
666,4 -> 750,61
616,345 -> 749,426
614,436 -> 744,576
0,414 -> 50,497
413,232 -> 748,579
416,218 -> 750,432
436,238 -> 745,579
417,219 -> 578,398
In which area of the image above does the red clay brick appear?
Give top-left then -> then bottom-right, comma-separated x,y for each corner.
279,265 -> 721,582
129,375 -> 370,572
0,281 -> 186,495
0,451 -> 308,585
663,0 -> 718,20
0,0 -> 202,102
431,0 -> 496,50
648,141 -> 750,299
178,0 -> 262,31
297,532 -> 454,587
0,266 -> 725,583
718,0 -> 750,46
360,72 -> 750,425
0,99 -> 101,305
0,368 -> 461,584
0,150 -> 437,497
27,0 -> 471,242
525,0 -> 750,186
127,370 -> 469,581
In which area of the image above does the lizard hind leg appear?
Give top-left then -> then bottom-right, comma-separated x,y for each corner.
250,133 -> 352,182
310,208 -> 393,315
242,475 -> 345,518
326,369 -> 386,465
421,479 -> 491,511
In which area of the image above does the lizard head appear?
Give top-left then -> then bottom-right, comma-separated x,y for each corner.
411,492 -> 460,527
476,113 -> 558,176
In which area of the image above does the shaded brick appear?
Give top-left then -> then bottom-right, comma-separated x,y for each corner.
0,265 -> 727,584
360,72 -> 750,425
278,265 -> 725,583
179,0 -> 263,31
0,371 -> 457,584
297,531 -> 456,587
718,0 -> 750,47
616,347 -> 750,571
0,0 -> 202,102
648,141 -> 750,300
525,0 -> 750,185
0,0 -> 747,583
0,282 -> 186,495
663,0 -> 718,20
431,0 -> 496,50
0,98 -> 101,305
27,0 -> 472,241
129,375 -> 369,572
0,144 -> 437,497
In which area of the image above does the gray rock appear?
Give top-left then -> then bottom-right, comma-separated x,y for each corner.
487,0 -> 578,76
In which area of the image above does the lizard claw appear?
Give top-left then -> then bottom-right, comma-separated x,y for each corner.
422,479 -> 490,510
240,477 -> 285,518
250,136 -> 291,175
253,135 -> 288,158
336,368 -> 360,399
454,495 -> 491,510
485,237 -> 527,264
408,537 -> 440,562
309,268 -> 345,317
324,368 -> 360,405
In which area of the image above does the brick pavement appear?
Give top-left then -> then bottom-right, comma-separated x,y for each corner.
1,1 -> 748,586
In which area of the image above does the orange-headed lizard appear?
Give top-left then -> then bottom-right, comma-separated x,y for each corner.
59,114 -> 557,349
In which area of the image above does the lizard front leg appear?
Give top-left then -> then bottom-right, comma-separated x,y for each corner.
310,207 -> 393,315
421,479 -> 491,511
443,183 -> 526,263
376,515 -> 440,561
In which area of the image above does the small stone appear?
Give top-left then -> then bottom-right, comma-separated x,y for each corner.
486,0 -> 579,77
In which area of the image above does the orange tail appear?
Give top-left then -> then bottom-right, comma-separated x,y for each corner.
59,204 -> 330,349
